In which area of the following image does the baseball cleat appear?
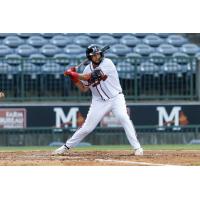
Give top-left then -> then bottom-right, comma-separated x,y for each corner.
134,147 -> 143,156
52,144 -> 69,155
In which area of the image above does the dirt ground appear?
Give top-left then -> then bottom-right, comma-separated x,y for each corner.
0,150 -> 200,166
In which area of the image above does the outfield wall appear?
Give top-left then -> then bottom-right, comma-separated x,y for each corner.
0,102 -> 200,145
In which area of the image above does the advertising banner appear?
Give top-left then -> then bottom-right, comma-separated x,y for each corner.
1,104 -> 200,130
0,108 -> 27,128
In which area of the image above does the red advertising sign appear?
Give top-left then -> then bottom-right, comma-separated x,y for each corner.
0,108 -> 27,128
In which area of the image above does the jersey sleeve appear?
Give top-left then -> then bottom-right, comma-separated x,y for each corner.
101,58 -> 117,75
80,65 -> 90,86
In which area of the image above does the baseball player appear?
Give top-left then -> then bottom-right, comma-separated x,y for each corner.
53,44 -> 143,156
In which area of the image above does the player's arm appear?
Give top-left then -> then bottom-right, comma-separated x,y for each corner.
73,80 -> 89,92
64,67 -> 90,92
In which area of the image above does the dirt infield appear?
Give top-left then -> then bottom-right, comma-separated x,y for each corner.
0,150 -> 200,166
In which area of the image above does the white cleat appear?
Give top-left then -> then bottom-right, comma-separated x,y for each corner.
52,145 -> 69,155
134,147 -> 144,156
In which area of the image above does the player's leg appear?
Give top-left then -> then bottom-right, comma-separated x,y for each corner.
111,94 -> 143,155
53,100 -> 111,154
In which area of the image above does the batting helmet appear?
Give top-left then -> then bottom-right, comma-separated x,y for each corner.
86,44 -> 104,61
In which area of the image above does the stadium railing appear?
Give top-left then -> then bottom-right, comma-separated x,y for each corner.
0,57 -> 199,101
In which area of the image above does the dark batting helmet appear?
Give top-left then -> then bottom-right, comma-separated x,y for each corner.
86,44 -> 104,61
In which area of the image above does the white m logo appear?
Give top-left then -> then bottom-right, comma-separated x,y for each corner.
157,106 -> 181,129
54,107 -> 79,128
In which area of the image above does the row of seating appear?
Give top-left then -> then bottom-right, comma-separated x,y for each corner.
0,51 -> 199,67
0,43 -> 200,58
0,63 -> 194,77
0,58 -> 196,76
0,33 -> 174,38
0,34 -> 189,48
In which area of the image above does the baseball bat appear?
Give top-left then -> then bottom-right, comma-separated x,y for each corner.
75,45 -> 110,70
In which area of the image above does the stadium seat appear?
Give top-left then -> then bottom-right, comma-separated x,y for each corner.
157,44 -> 178,55
50,35 -> 72,47
195,52 -> 200,60
172,52 -> 189,64
85,33 -> 103,38
42,62 -> 64,75
53,53 -> 69,66
149,52 -> 166,66
139,61 -> 160,76
125,52 -> 142,65
0,62 -> 20,75
134,44 -> 154,56
155,33 -> 172,38
27,35 -> 48,47
120,35 -> 140,47
143,35 -> 163,47
110,44 -> 132,56
0,45 -> 13,57
17,33 -> 39,38
64,44 -> 85,55
105,52 -> 119,64
180,44 -> 200,55
0,62 -> 11,74
76,52 -> 86,60
0,33 -> 17,38
16,45 -> 37,57
40,44 -> 61,57
110,33 -> 128,38
172,52 -> 192,73
22,63 -> 41,75
73,35 -> 94,47
3,36 -> 24,48
96,35 -> 118,46
166,35 -> 188,47
116,61 -> 135,79
29,53 -> 47,65
5,54 -> 22,65
40,33 -> 56,38
162,62 -> 183,76
133,33 -> 147,38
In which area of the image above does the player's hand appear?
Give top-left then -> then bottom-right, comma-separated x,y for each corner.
64,67 -> 79,83
64,66 -> 77,76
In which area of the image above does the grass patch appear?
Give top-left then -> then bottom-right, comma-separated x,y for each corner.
0,144 -> 200,152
